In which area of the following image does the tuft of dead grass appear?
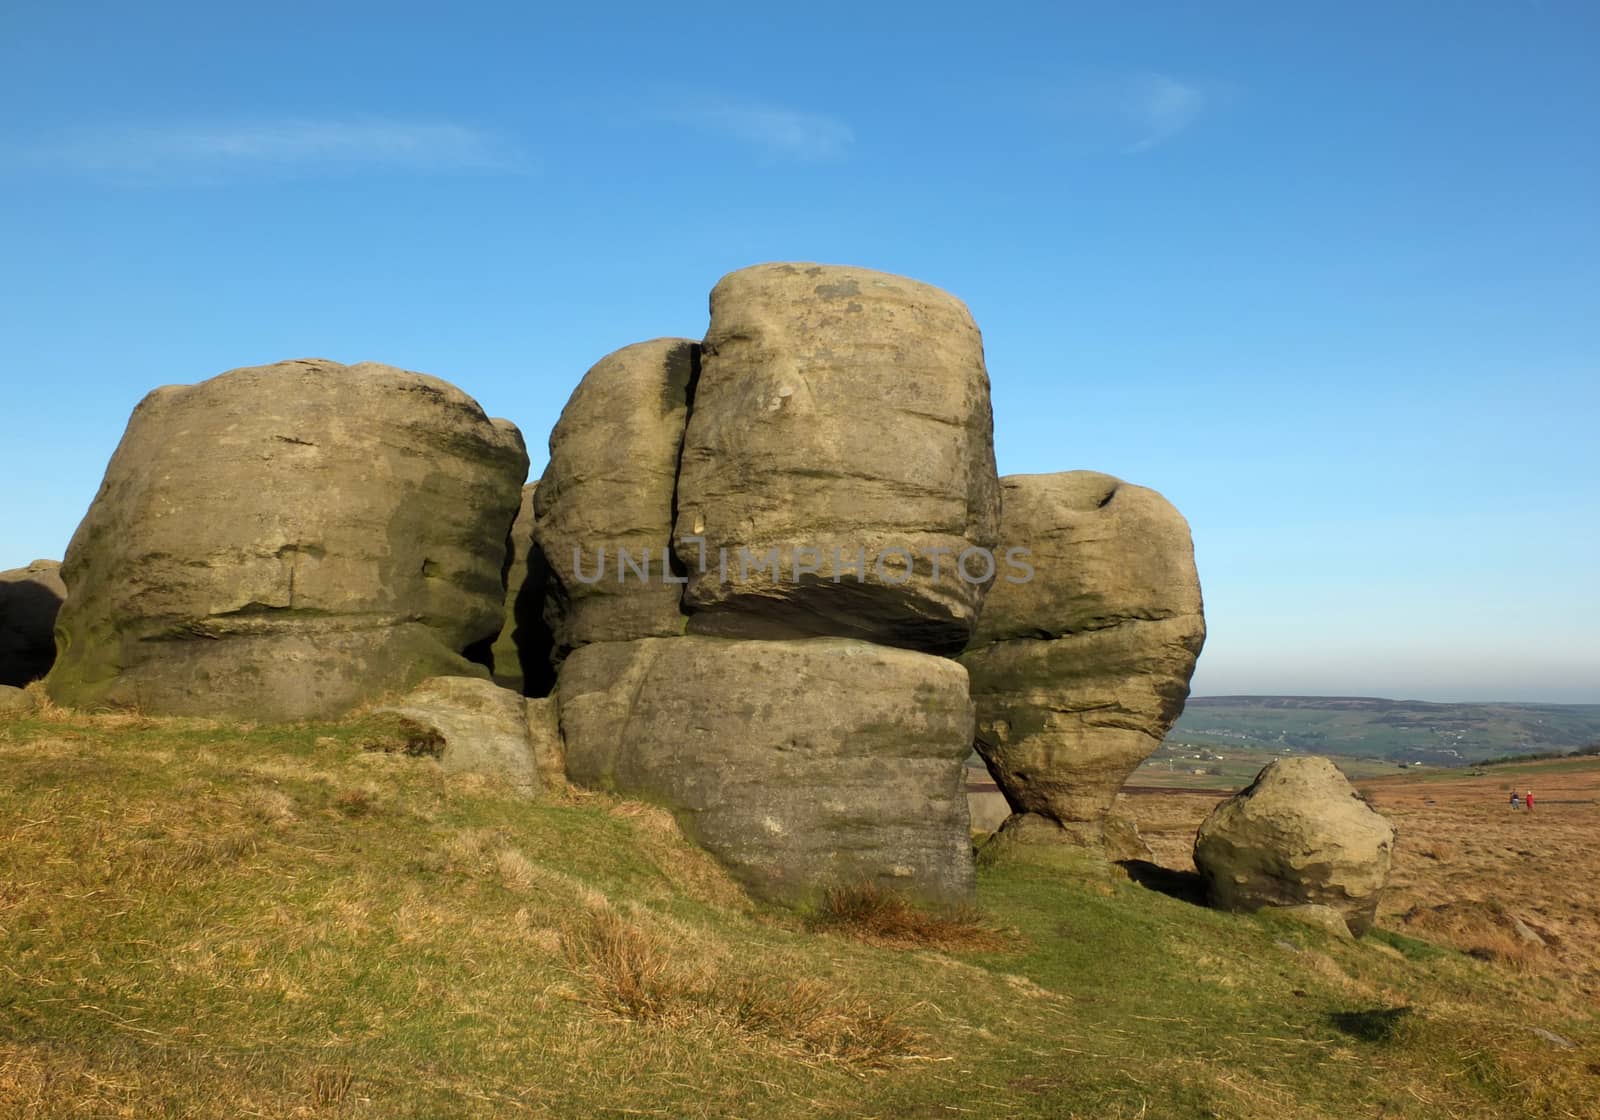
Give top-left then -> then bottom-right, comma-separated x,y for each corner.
1416,839 -> 1458,862
561,901 -> 920,1067
1400,901 -> 1547,972
809,882 -> 1015,952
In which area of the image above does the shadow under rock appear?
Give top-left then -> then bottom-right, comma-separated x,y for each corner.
1117,860 -> 1209,907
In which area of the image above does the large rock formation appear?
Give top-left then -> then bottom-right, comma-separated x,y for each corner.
960,472 -> 1205,853
672,263 -> 1001,655
377,676 -> 560,797
1194,756 -> 1395,936
0,559 -> 67,686
533,339 -> 696,662
557,635 -> 976,906
46,359 -> 528,720
490,484 -> 556,696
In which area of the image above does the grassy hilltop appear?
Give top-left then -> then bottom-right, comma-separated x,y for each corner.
3,696 -> 1597,1119
1168,695 -> 1600,765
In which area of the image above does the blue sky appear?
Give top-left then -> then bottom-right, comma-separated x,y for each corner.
2,2 -> 1596,702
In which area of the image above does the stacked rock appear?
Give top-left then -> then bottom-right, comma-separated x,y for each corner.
959,472 -> 1206,858
45,359 -> 528,720
36,262 -> 1222,911
533,338 -> 698,662
535,264 -> 1002,906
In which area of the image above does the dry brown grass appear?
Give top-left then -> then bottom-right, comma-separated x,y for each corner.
1400,900 -> 1549,972
809,881 -> 1015,952
561,900 -> 920,1067
1120,756 -> 1600,1003
355,713 -> 445,758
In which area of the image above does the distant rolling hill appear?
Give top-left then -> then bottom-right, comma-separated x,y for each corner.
1167,695 -> 1600,765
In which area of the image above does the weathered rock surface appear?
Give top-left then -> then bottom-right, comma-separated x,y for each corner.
1,559 -> 67,686
0,684 -> 37,715
46,359 -> 528,720
557,635 -> 976,906
490,484 -> 556,696
1194,756 -> 1395,936
377,676 -> 548,796
672,263 -> 1001,655
961,472 -> 1204,853
1274,903 -> 1356,941
525,694 -> 565,791
534,340 -> 695,661
969,472 -> 1205,647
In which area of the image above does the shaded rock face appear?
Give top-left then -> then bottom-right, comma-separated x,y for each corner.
672,263 -> 1001,655
46,359 -> 528,720
0,560 -> 67,686
1194,756 -> 1395,936
557,635 -> 976,906
490,484 -> 556,697
533,339 -> 696,662
960,472 -> 1205,850
377,676 -> 551,797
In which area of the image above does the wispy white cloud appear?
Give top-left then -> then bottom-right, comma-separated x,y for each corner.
1050,70 -> 1220,155
1121,72 -> 1207,153
21,117 -> 522,181
657,97 -> 854,162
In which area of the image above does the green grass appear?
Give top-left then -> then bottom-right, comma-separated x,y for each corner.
2,703 -> 1597,1118
1134,745 -> 1402,790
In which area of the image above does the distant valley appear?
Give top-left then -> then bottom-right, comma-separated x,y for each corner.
1165,695 -> 1600,766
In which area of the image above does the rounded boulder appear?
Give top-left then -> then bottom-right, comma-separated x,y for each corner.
1194,756 -> 1396,936
46,359 -> 528,720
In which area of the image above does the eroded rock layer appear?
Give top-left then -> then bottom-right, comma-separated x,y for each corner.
557,635 -> 976,906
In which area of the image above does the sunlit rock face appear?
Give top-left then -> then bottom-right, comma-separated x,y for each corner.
1195,756 -> 1396,936
46,359 -> 527,720
960,471 -> 1206,855
672,263 -> 1001,655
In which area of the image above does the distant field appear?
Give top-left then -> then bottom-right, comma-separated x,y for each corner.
1132,744 -> 1401,791
1167,695 -> 1600,765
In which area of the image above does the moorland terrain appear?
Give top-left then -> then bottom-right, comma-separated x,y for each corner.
3,691 -> 1597,1120
1167,696 -> 1600,766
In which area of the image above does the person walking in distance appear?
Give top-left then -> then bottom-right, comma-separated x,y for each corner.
1526,789 -> 1535,813
1510,790 -> 1521,810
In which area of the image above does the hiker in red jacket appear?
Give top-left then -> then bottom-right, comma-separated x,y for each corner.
1526,790 -> 1535,812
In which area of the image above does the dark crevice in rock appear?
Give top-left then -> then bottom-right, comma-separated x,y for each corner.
666,342 -> 703,590
461,633 -> 495,672
512,539 -> 558,698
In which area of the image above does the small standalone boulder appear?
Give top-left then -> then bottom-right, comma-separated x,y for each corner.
377,676 -> 554,797
0,559 -> 67,686
0,684 -> 37,715
534,340 -> 696,661
557,635 -> 976,906
961,472 -> 1205,853
1194,756 -> 1395,936
45,359 -> 528,720
490,484 -> 556,696
672,263 -> 1001,655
